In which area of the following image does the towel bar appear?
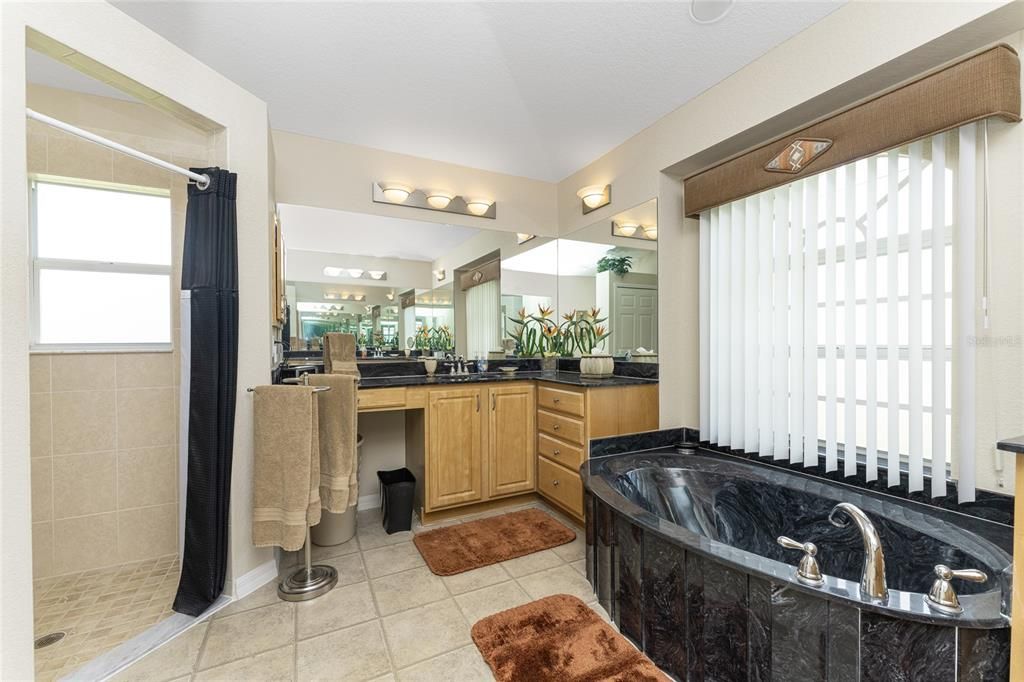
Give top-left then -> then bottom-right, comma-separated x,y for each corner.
246,385 -> 331,393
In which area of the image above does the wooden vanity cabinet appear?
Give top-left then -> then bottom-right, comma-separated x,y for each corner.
426,387 -> 484,509
486,383 -> 536,498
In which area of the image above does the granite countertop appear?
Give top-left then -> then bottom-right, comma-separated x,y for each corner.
996,435 -> 1024,454
357,370 -> 657,389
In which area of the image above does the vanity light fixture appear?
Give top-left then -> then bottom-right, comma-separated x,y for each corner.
322,266 -> 387,281
516,233 -> 536,245
380,182 -> 413,203
643,225 -> 658,240
354,294 -> 365,302
373,182 -> 496,219
614,222 -> 639,237
426,190 -> 454,209
434,269 -> 446,282
577,184 -> 611,214
347,268 -> 364,278
385,292 -> 395,301
612,220 -> 657,241
367,270 -> 386,280
465,198 -> 493,216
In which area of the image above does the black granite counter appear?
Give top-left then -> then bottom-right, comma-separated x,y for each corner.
358,370 -> 657,389
996,435 -> 1024,454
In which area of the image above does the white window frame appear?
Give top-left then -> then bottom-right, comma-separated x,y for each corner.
29,174 -> 174,353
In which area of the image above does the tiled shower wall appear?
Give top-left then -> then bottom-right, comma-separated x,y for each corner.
26,83 -> 219,579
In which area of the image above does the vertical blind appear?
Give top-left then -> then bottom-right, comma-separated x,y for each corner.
698,124 -> 978,501
465,279 -> 501,358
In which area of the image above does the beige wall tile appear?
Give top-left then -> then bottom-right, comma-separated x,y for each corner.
53,513 -> 118,575
112,152 -> 174,189
51,354 -> 115,391
117,503 -> 176,563
47,133 -> 114,182
115,353 -> 175,389
33,521 -> 55,579
118,446 -> 176,509
116,387 -> 175,449
27,131 -> 47,174
53,451 -> 116,518
51,390 -> 116,455
32,457 -> 53,522
30,355 -> 51,392
31,393 -> 52,458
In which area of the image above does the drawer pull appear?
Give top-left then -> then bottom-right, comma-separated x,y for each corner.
553,424 -> 560,431
553,397 -> 561,403
553,449 -> 561,455
552,480 -> 560,486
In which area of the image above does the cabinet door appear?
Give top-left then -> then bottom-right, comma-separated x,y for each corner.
487,384 -> 536,498
427,388 -> 484,509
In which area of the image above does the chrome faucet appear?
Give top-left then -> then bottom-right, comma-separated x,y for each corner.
829,502 -> 888,602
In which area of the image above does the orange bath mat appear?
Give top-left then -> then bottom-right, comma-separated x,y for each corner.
413,508 -> 575,575
471,594 -> 668,681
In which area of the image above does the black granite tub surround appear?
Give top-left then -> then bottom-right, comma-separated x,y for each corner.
556,356 -> 659,379
583,447 -> 1012,681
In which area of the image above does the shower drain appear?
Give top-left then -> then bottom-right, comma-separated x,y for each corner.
34,632 -> 66,649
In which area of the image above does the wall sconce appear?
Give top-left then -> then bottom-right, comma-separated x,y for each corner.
434,269 -> 446,282
612,220 -> 657,241
323,266 -> 387,281
386,291 -> 395,301
516,233 -> 536,245
373,182 -> 496,219
577,184 -> 611,214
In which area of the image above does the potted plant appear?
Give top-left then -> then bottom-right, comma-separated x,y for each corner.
596,255 -> 633,276
575,307 -> 613,377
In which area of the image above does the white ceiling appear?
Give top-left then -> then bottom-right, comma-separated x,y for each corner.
103,1 -> 843,182
277,204 -> 479,261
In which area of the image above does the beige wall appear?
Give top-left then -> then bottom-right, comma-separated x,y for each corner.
25,83 -> 214,579
1,5 -> 272,677
272,129 -> 559,238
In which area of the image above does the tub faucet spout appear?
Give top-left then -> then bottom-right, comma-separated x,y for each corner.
829,502 -> 888,602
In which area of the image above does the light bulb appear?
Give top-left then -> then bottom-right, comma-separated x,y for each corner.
617,223 -> 638,237
347,269 -> 364,278
576,185 -> 607,209
426,191 -> 453,209
323,266 -> 343,277
380,183 -> 412,203
465,198 -> 492,216
368,270 -> 386,280
643,225 -> 658,239
516,233 -> 535,245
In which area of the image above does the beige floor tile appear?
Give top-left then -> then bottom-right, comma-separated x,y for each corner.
381,599 -> 470,669
193,644 -> 294,682
214,580 -> 281,619
570,558 -> 586,575
454,581 -> 532,625
517,564 -> 596,602
296,581 -> 377,640
440,563 -> 510,596
551,535 -> 585,562
358,524 -> 414,551
307,537 -> 359,562
109,621 -> 208,682
368,675 -> 397,682
396,644 -> 492,682
319,551 -> 366,586
371,567 -> 449,616
296,620 -> 390,682
198,601 -> 294,671
499,549 -> 563,578
362,543 -> 425,578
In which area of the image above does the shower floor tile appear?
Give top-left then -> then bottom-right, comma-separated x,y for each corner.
33,554 -> 180,682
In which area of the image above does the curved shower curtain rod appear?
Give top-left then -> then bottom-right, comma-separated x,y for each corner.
26,107 -> 211,190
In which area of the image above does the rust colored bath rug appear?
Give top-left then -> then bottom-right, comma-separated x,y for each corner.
413,508 -> 575,575
471,594 -> 668,681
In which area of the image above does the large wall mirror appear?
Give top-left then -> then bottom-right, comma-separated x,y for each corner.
280,199 -> 655,360
557,199 -> 658,358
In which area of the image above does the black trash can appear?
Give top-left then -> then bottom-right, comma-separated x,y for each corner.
377,467 -> 416,534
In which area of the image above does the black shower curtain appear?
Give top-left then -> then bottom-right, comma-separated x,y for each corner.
173,168 -> 239,616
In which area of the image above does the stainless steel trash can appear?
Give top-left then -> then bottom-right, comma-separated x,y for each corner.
310,434 -> 363,546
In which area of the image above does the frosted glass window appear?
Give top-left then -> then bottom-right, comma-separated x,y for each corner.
31,178 -> 172,348
35,182 -> 171,266
38,270 -> 171,345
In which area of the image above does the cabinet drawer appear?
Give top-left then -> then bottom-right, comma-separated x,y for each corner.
357,387 -> 407,409
537,457 -> 583,517
537,385 -> 585,417
537,433 -> 585,470
537,409 -> 585,445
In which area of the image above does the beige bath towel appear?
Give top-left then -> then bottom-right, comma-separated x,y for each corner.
252,385 -> 322,551
308,373 -> 359,512
323,332 -> 359,376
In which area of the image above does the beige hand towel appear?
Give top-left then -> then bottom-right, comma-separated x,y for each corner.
252,385 -> 322,551
323,333 -> 359,376
308,373 -> 359,512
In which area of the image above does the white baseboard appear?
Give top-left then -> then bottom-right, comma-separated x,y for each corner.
357,493 -> 380,511
233,559 -> 277,600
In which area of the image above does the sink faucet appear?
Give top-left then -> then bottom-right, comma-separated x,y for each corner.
829,502 -> 888,602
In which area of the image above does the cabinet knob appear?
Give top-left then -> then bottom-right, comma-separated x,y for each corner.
552,480 -> 560,486
553,397 -> 561,403
553,449 -> 561,455
553,424 -> 560,431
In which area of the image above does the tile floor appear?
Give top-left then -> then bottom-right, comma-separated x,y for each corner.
111,502 -> 607,681
32,554 -> 180,681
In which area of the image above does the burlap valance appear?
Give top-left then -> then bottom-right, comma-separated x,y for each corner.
684,44 -> 1021,217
